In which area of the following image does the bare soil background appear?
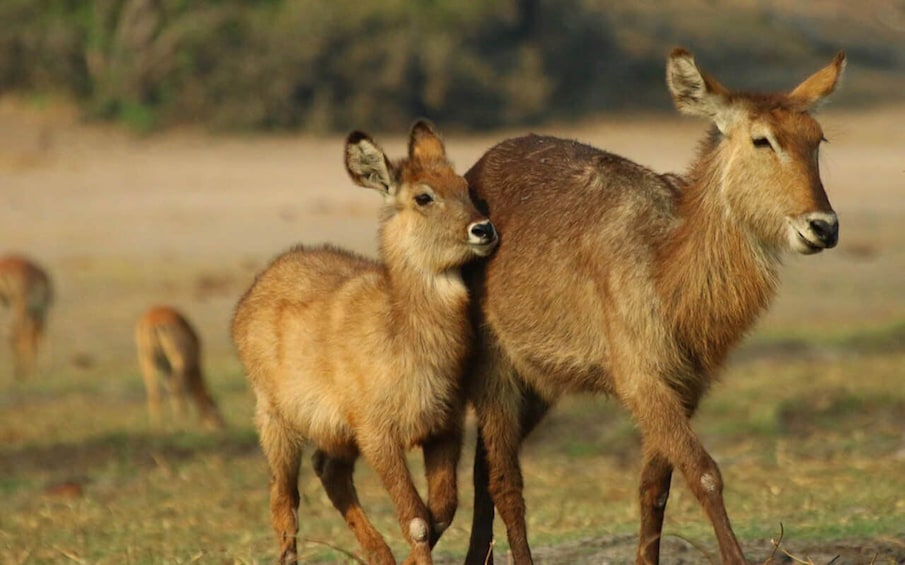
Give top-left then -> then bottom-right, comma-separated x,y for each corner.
2,98 -> 903,364
1,98 -> 904,563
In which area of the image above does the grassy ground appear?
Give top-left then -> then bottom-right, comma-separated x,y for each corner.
2,331 -> 904,563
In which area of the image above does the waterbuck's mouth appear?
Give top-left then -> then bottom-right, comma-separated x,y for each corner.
795,230 -> 826,254
787,212 -> 839,255
469,238 -> 499,257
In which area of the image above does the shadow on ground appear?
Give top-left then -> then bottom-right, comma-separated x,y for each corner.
0,429 -> 260,479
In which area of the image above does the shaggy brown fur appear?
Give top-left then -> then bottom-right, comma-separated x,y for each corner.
462,49 -> 845,565
134,305 -> 225,430
231,121 -> 497,565
0,254 -> 52,379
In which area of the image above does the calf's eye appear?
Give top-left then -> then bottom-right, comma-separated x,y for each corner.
752,137 -> 773,150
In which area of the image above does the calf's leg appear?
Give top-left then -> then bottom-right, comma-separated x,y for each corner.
258,407 -> 303,565
312,450 -> 395,564
361,441 -> 433,564
422,430 -> 463,547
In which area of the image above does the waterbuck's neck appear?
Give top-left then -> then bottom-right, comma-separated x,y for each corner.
381,239 -> 471,365
656,136 -> 781,372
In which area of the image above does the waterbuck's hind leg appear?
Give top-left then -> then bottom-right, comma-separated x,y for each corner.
137,345 -> 163,426
467,385 -> 550,565
259,412 -> 303,565
12,315 -> 40,379
466,431 -> 495,565
311,450 -> 395,564
158,337 -> 189,420
185,368 -> 225,429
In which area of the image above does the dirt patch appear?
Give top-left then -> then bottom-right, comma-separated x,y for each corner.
429,534 -> 905,564
525,536 -> 905,564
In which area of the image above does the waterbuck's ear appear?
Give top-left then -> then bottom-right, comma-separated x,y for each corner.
345,131 -> 395,193
789,50 -> 846,110
667,48 -> 732,129
408,119 -> 447,163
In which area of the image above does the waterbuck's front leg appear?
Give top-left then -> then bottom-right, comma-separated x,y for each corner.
420,429 -> 463,549
623,378 -> 746,565
360,441 -> 433,564
311,450 -> 395,565
636,452 -> 674,565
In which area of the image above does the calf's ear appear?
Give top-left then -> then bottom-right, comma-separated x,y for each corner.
408,119 -> 447,163
345,131 -> 395,193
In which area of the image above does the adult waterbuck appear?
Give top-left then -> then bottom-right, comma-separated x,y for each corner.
231,121 -> 498,565
0,254 -> 52,379
463,48 -> 845,564
134,305 -> 225,429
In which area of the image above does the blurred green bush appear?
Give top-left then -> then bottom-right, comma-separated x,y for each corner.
0,0 -> 900,132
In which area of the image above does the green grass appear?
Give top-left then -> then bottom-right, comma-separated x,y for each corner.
2,331 -> 904,563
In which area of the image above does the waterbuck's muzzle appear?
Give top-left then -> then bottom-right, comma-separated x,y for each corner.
468,220 -> 498,256
789,211 -> 839,254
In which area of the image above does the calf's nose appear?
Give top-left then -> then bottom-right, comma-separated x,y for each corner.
470,221 -> 496,243
808,214 -> 839,248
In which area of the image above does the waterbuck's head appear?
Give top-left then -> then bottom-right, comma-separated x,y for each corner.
667,48 -> 845,255
344,120 -> 498,273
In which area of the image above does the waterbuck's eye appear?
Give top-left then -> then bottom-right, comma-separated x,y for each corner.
414,193 -> 434,206
752,137 -> 773,150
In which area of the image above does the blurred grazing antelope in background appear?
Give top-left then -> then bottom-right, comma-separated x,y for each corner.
461,48 -> 845,565
231,121 -> 498,565
0,254 -> 52,379
135,305 -> 225,430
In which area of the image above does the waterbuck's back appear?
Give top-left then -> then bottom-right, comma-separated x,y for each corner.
136,306 -> 201,372
233,244 -> 382,381
0,256 -> 52,315
466,135 -> 680,397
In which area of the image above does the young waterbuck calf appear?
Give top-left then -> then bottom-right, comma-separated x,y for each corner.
135,305 -> 225,429
462,49 -> 845,564
0,255 -> 52,379
231,121 -> 498,565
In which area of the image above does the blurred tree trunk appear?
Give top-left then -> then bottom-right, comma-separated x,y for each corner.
516,0 -> 538,41
113,0 -> 163,101
88,0 -> 165,108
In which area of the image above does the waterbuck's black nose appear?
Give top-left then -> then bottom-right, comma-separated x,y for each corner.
470,221 -> 496,242
809,216 -> 839,248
